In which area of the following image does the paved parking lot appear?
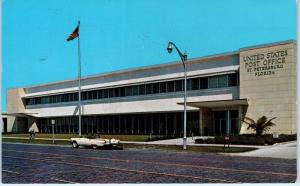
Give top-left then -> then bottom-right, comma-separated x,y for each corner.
2,143 -> 296,183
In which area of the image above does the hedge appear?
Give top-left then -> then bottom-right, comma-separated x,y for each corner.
195,134 -> 297,146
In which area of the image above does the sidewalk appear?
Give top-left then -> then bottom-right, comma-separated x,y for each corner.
127,136 -> 269,149
223,141 -> 297,159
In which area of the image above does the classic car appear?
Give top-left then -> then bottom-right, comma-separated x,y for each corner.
70,135 -> 121,149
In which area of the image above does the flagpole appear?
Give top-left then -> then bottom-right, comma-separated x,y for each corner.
77,21 -> 82,137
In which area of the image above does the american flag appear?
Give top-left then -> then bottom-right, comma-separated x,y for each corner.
67,25 -> 79,41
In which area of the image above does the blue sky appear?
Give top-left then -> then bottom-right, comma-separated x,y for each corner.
2,0 -> 296,111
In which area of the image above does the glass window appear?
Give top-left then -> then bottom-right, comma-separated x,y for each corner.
120,87 -> 125,97
74,93 -> 78,101
200,77 -> 208,89
191,78 -> 199,90
82,92 -> 88,100
125,86 -> 133,96
63,94 -> 69,102
27,98 -> 33,105
167,81 -> 174,92
230,110 -> 238,118
218,75 -> 228,88
97,90 -> 103,99
175,80 -> 183,91
51,96 -> 57,103
88,91 -> 93,100
159,82 -> 167,93
114,88 -> 120,97
139,84 -> 145,95
103,89 -> 108,98
228,73 -> 238,86
49,96 -> 54,103
61,95 -> 65,102
153,83 -> 159,94
132,86 -> 139,96
58,95 -> 63,102
146,84 -> 152,94
41,97 -> 49,104
93,90 -> 97,99
108,88 -> 114,98
187,79 -> 191,91
36,97 -> 41,104
208,76 -> 218,88
68,93 -> 74,101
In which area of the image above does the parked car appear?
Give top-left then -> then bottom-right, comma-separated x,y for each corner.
70,134 -> 122,149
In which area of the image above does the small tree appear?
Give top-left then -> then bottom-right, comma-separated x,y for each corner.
242,116 -> 276,136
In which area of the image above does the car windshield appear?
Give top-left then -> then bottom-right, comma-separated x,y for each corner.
85,135 -> 97,139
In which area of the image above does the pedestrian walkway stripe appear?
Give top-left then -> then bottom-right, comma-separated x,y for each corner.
3,155 -> 237,183
3,149 -> 296,177
2,170 -> 20,174
52,178 -> 78,184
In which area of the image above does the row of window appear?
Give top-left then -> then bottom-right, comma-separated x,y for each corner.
37,112 -> 200,135
26,73 -> 239,106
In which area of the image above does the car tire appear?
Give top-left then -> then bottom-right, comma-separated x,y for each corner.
72,141 -> 79,149
91,145 -> 98,149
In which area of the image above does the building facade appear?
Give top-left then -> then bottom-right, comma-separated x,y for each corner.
5,40 -> 296,136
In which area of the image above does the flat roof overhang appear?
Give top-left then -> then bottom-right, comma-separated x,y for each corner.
178,99 -> 248,109
2,113 -> 38,117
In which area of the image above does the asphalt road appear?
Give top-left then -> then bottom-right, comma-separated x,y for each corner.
2,143 -> 297,183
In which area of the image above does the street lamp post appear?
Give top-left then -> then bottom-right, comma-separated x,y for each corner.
167,42 -> 188,150
51,119 -> 55,144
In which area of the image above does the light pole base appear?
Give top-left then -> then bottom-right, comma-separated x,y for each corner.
183,137 -> 187,150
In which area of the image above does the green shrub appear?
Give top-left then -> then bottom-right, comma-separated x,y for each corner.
194,138 -> 215,144
195,138 -> 205,143
194,134 -> 296,145
146,135 -> 178,141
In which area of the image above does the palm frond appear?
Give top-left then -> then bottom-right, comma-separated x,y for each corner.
247,123 -> 257,131
243,117 -> 255,125
257,116 -> 267,126
243,116 -> 276,135
262,122 -> 276,130
266,117 -> 277,124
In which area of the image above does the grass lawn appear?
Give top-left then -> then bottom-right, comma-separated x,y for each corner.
2,133 -> 163,142
2,138 -> 70,145
2,138 -> 256,153
123,143 -> 257,153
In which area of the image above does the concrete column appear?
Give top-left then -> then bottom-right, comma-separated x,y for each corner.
227,110 -> 230,135
124,115 -> 127,134
119,115 -> 121,134
238,106 -> 244,133
107,116 -> 110,134
158,114 -> 161,134
137,116 -> 140,134
174,114 -> 176,135
131,116 -> 134,134
199,109 -> 203,136
96,117 -> 99,133
69,118 -> 71,133
91,118 -> 94,134
100,117 -> 103,133
165,113 -> 168,135
113,116 -> 115,134
151,115 -> 153,134
144,115 -> 147,134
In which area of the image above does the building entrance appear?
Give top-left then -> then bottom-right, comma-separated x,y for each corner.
214,111 -> 227,136
213,110 -> 239,136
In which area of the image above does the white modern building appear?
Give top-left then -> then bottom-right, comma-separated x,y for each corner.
5,40 -> 296,136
